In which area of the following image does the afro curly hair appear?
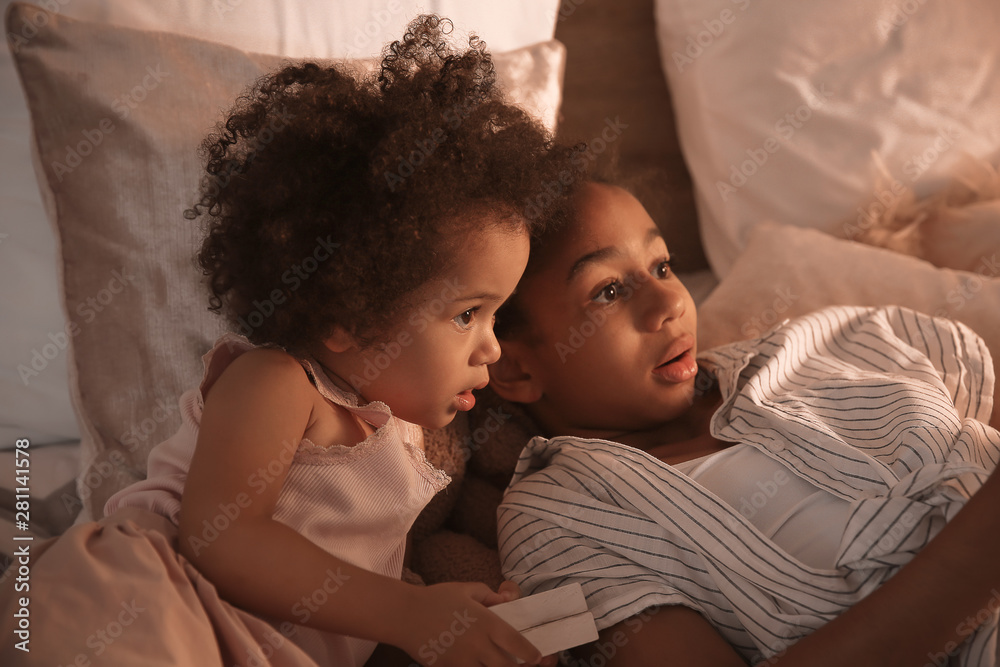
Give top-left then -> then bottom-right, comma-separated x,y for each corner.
189,15 -> 581,354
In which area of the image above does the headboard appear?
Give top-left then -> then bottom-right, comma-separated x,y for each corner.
553,0 -> 708,274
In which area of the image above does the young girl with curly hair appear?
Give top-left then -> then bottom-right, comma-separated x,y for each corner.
0,16 -> 577,667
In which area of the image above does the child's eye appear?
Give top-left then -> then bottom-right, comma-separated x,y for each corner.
592,281 -> 622,304
453,307 -> 478,329
654,258 -> 673,279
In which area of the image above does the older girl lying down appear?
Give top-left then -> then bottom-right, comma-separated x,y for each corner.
488,181 -> 1000,666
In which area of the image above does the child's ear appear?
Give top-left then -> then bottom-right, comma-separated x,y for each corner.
323,326 -> 357,353
488,340 -> 543,404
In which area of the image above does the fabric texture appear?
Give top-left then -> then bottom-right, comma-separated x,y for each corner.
4,2 -> 565,517
654,0 -> 1000,277
695,223 -> 1000,400
498,305 -> 1000,664
672,445 -> 853,571
0,506 -> 321,666
845,154 -> 1000,273
2,333 -> 449,667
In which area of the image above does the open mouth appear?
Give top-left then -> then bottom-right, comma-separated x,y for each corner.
653,336 -> 698,383
658,351 -> 686,367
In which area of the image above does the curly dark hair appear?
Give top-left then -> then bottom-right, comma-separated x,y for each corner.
188,15 -> 580,353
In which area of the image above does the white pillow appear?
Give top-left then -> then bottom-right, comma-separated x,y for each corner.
1,0 -> 561,447
654,0 -> 1000,277
47,0 -> 561,58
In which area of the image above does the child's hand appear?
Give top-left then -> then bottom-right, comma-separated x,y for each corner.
486,581 -> 560,667
486,580 -> 523,606
396,581 -> 543,666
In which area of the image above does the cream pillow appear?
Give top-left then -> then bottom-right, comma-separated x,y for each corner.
654,0 -> 1000,278
846,155 -> 1000,275
697,224 -> 1000,418
7,2 -> 567,518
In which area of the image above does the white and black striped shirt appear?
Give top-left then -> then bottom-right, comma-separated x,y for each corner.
498,306 -> 1000,665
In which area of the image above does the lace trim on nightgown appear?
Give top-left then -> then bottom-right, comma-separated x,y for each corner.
286,352 -> 450,489
199,333 -> 449,488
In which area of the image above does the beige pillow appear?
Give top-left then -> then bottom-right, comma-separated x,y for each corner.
697,223 -> 1000,416
7,2 -> 566,518
846,155 -> 1000,275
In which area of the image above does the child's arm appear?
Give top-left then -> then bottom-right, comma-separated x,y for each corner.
177,349 -> 542,666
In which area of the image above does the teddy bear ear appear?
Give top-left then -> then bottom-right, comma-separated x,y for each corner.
488,341 -> 543,404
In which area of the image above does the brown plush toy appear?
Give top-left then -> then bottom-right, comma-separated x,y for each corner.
409,388 -> 542,589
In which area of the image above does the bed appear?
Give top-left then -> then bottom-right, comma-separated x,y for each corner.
2,0 -> 1000,656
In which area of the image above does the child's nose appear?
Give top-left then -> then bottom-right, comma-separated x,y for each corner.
475,328 -> 502,366
640,279 -> 686,332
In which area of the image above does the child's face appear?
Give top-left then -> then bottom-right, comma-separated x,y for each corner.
338,225 -> 530,429
493,183 -> 699,437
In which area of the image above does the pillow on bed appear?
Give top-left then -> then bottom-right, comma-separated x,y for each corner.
697,223 -> 1000,411
46,0 -> 561,57
846,155 -> 1000,275
5,2 -> 566,518
654,0 -> 1000,278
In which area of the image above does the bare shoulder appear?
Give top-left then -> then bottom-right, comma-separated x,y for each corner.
204,347 -> 370,448
204,347 -> 314,404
